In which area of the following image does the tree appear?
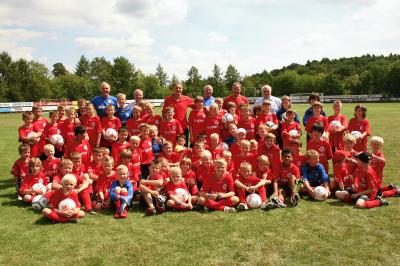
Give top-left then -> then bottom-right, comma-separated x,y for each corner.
185,66 -> 203,97
52,63 -> 68,77
271,70 -> 298,96
207,64 -> 228,97
90,57 -> 113,83
319,73 -> 343,95
385,61 -> 400,96
112,56 -> 136,96
155,63 -> 168,87
224,64 -> 241,89
75,55 -> 91,77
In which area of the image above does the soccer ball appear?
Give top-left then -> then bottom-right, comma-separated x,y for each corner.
314,186 -> 328,201
32,183 -> 47,194
50,134 -> 64,146
58,198 -> 76,211
265,121 -> 275,128
27,131 -> 38,140
222,113 -> 234,123
105,128 -> 118,139
288,129 -> 298,137
329,120 -> 342,132
174,188 -> 189,202
351,131 -> 362,139
31,195 -> 48,211
246,193 -> 262,209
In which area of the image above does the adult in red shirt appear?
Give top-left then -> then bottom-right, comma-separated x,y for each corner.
162,82 -> 194,144
222,82 -> 249,115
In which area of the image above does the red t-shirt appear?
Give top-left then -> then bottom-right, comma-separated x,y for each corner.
237,117 -> 257,140
143,115 -> 163,128
124,162 -> 140,183
188,109 -> 206,142
305,116 -> 329,134
347,118 -> 371,152
11,158 -> 29,178
292,153 -> 306,170
307,139 -> 332,173
18,124 -> 39,157
147,173 -> 165,190
20,172 -> 48,194
130,148 -> 142,174
61,120 -> 79,146
139,137 -> 154,164
97,171 -> 118,193
82,115 -> 102,148
371,151 -> 385,187
46,189 -> 81,210
204,115 -> 223,143
208,146 -> 223,160
222,95 -> 249,114
158,151 -> 181,164
163,95 -> 194,129
255,168 -> 273,181
333,162 -> 352,188
196,164 -> 214,183
201,173 -> 235,194
160,119 -> 183,145
274,164 -> 300,185
164,180 -> 190,200
328,114 -> 347,150
256,113 -> 278,128
352,166 -> 378,199
111,141 -> 131,165
257,144 -> 281,175
281,121 -> 302,148
232,153 -> 257,175
43,157 -> 62,180
237,175 -> 262,187
33,117 -> 48,154
64,140 -> 92,168
126,118 -> 142,136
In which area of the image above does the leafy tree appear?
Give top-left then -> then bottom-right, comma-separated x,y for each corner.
155,63 -> 168,87
112,56 -> 136,96
207,64 -> 228,97
224,64 -> 241,89
319,73 -> 343,95
75,55 -> 91,77
52,63 -> 68,77
185,66 -> 203,96
385,61 -> 400,96
90,57 -> 113,83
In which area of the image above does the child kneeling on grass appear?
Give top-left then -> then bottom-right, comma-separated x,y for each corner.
165,167 -> 196,211
335,152 -> 388,209
42,174 -> 85,223
197,158 -> 239,212
110,165 -> 135,219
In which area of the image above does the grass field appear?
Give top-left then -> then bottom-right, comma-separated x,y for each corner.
1,103 -> 400,266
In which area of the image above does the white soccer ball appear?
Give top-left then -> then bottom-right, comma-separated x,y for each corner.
221,142 -> 229,151
351,131 -> 362,139
58,198 -> 77,211
288,129 -> 298,137
314,186 -> 328,201
27,131 -> 38,139
50,134 -> 64,146
265,121 -> 275,128
32,195 -> 48,211
174,188 -> 189,202
329,120 -> 342,131
222,113 -> 234,123
105,128 -> 118,139
32,183 -> 47,194
246,193 -> 262,209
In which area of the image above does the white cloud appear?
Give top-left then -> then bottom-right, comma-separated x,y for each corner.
207,32 -> 228,44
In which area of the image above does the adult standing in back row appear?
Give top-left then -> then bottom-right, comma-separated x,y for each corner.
222,82 -> 248,114
253,84 -> 281,114
162,82 -> 194,144
90,82 -> 118,118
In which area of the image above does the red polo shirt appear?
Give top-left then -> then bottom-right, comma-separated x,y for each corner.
163,95 -> 194,129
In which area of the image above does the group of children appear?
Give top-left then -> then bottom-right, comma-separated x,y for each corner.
11,93 -> 398,223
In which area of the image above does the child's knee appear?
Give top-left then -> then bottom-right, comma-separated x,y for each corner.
23,195 -> 31,202
114,186 -> 122,194
355,199 -> 365,209
42,208 -> 51,216
231,196 -> 239,204
78,210 -> 86,218
166,199 -> 174,207
197,196 -> 206,205
121,188 -> 128,194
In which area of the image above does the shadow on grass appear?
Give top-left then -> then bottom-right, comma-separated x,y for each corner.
34,216 -> 57,225
0,179 -> 15,190
327,201 -> 351,207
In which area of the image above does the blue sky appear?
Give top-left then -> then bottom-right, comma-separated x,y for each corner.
0,0 -> 399,79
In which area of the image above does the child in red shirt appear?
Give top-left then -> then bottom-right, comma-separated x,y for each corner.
331,150 -> 352,191
42,174 -> 85,223
52,159 -> 73,191
232,139 -> 257,177
126,106 -> 142,137
20,158 -> 48,203
307,124 -> 332,174
165,167 -> 195,211
305,102 -> 329,141
138,123 -> 155,179
87,147 -> 103,189
82,102 -> 102,148
347,104 -> 371,152
64,125 -> 92,169
56,105 -> 68,128
111,126 -> 130,165
254,155 -> 273,195
18,111 -> 40,157
101,104 -> 121,149
158,141 -> 180,167
255,100 -> 278,134
160,106 -> 183,146
140,159 -> 166,215
204,103 -> 223,144
238,105 -> 256,140
32,106 -> 48,157
188,96 -> 206,144
280,109 -> 301,148
290,140 -> 305,170
143,103 -> 163,128
43,111 -> 63,157
328,100 -> 347,152
95,156 -> 118,210
11,144 -> 30,197
235,162 -> 268,210
42,144 -> 61,184
180,157 -> 198,196
335,152 -> 388,209
208,133 -> 223,160
257,133 -> 281,176
196,150 -> 215,188
61,107 -> 81,147
198,158 -> 239,212
128,136 -> 142,181
222,150 -> 234,174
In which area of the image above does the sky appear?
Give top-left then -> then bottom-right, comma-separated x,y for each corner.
0,0 -> 399,79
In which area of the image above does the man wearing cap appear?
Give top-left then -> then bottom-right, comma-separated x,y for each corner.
335,151 -> 388,208
253,85 -> 281,114
90,82 -> 118,118
223,82 -> 248,114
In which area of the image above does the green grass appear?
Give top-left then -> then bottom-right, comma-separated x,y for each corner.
1,103 -> 400,266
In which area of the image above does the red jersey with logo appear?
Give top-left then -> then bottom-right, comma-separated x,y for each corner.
196,164 -> 214,183
238,117 -> 257,140
305,116 -> 329,134
255,168 -> 273,181
147,173 -> 165,190
130,148 -> 142,173
328,114 -> 347,150
201,172 -> 235,194
46,189 -> 81,210
143,115 -> 163,128
64,140 -> 92,168
111,141 -> 131,165
162,95 -> 194,129
229,142 -> 241,156
292,153 -> 306,170
18,124 -> 39,157
101,116 -> 122,147
208,146 -> 223,160
222,95 -> 249,115
139,137 -> 154,164
352,166 -> 378,199
126,118 -> 142,136
82,115 -> 102,148
33,117 -> 48,154
20,172 -> 48,194
160,119 -> 183,145
333,162 -> 352,188
281,121 -> 302,148
274,164 -> 300,185
188,109 -> 206,142
61,120 -> 80,146
232,153 -> 257,175
124,162 -> 140,183
347,118 -> 371,152
307,139 -> 332,173
11,158 -> 29,179
43,157 -> 61,181
256,113 -> 278,128
164,180 -> 190,200
371,151 -> 385,187
237,175 -> 263,187
257,144 -> 281,175
204,115 -> 223,143
97,171 -> 118,193
158,151 -> 180,164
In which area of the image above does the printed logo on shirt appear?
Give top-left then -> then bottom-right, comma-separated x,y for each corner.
319,147 -> 325,153
223,184 -> 228,191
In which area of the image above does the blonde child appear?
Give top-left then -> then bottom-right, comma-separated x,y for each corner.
328,100 -> 347,152
18,111 -> 39,157
82,102 -> 102,148
165,167 -> 195,211
115,93 -> 131,126
110,165 -> 135,218
140,159 -> 166,215
20,158 -> 47,203
95,156 -> 118,210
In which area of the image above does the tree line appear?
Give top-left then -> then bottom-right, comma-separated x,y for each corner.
0,51 -> 400,102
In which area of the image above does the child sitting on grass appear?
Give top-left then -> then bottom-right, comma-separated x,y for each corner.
20,157 -> 47,203
110,165 -> 135,219
42,174 -> 85,223
165,167 -> 195,211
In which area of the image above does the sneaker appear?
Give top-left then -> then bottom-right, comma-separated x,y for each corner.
223,206 -> 236,213
114,211 -> 121,219
119,202 -> 127,215
17,195 -> 22,201
270,196 -> 287,208
396,188 -> 400,197
388,184 -> 398,190
120,209 -> 128,218
290,193 -> 300,206
260,202 -> 267,209
146,207 -> 156,216
88,209 -> 97,215
377,196 -> 389,206
237,203 -> 248,211
156,195 -> 167,210
264,201 -> 276,210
